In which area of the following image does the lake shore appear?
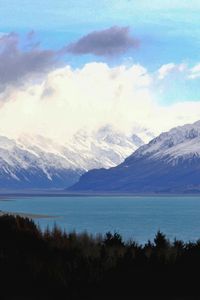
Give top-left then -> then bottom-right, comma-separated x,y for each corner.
0,210 -> 54,219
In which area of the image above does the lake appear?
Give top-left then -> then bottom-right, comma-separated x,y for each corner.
1,195 -> 200,243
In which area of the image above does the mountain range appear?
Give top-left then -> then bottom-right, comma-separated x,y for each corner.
0,125 -> 152,189
70,121 -> 200,193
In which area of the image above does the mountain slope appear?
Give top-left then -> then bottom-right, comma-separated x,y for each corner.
0,136 -> 83,189
0,125 -> 151,189
69,121 -> 200,193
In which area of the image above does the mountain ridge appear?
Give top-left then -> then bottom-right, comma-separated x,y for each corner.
69,120 -> 200,193
0,125 -> 151,189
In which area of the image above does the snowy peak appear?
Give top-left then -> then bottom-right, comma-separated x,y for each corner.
95,125 -> 143,147
64,125 -> 150,170
69,120 -> 200,193
132,121 -> 200,163
0,125 -> 151,189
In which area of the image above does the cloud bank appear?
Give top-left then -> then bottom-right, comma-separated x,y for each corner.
0,62 -> 200,143
66,26 -> 139,57
0,27 -> 139,92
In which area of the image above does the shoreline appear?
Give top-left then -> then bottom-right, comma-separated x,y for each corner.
1,191 -> 200,198
0,210 -> 56,219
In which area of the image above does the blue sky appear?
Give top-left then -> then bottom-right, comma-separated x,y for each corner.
1,1 -> 200,60
1,0 -> 200,66
0,0 -> 200,139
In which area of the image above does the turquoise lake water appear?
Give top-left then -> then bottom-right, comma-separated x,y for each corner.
1,195 -> 200,243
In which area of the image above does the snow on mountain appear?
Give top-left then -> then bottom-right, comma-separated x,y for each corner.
0,125 -> 151,189
133,120 -> 200,162
0,135 -> 83,189
66,125 -> 146,170
18,125 -> 147,171
70,120 -> 200,193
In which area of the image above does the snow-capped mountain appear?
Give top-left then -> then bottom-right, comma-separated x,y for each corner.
133,120 -> 200,163
69,121 -> 200,193
64,125 -> 147,170
0,135 -> 83,189
0,125 -> 152,189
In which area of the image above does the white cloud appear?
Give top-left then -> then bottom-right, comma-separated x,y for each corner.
158,62 -> 200,80
158,63 -> 186,80
0,62 -> 200,143
188,63 -> 200,79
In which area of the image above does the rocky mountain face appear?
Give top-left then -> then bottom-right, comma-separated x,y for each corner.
69,121 -> 200,193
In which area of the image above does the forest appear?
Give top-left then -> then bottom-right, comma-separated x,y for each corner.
0,214 -> 199,299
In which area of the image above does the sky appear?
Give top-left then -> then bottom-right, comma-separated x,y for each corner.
1,0 -> 200,142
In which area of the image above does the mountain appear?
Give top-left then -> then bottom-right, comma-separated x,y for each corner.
0,135 -> 83,189
0,125 -> 152,189
69,121 -> 200,193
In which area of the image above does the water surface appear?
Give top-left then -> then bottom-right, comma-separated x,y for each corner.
1,195 -> 200,243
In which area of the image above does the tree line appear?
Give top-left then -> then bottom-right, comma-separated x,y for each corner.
0,214 -> 199,299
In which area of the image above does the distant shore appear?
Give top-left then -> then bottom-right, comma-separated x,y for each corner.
0,210 -> 55,219
1,189 -> 200,197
